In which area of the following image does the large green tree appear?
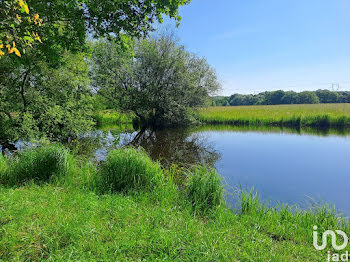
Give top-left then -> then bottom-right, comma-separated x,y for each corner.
91,34 -> 221,127
0,52 -> 94,143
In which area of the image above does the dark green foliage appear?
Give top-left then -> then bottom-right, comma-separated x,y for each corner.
0,144 -> 71,186
0,53 -> 94,142
98,148 -> 164,193
296,91 -> 320,104
264,90 -> 286,105
185,166 -> 223,214
316,89 -> 340,103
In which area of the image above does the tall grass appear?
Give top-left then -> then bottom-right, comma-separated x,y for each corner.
185,166 -> 223,214
198,104 -> 350,128
93,110 -> 134,125
237,189 -> 349,246
0,144 -> 72,186
97,148 -> 165,194
0,145 -> 349,260
0,154 -> 8,177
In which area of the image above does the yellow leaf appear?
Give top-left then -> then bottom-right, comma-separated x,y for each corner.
36,36 -> 42,43
0,50 -> 4,56
13,48 -> 21,57
0,44 -> 3,49
33,33 -> 42,43
33,14 -> 42,26
24,3 -> 29,14
16,14 -> 22,22
19,1 -> 29,14
18,0 -> 24,7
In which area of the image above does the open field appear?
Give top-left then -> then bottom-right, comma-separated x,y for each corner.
0,145 -> 347,261
198,104 -> 350,128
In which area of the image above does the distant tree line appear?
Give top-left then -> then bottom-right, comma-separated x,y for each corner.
211,90 -> 350,106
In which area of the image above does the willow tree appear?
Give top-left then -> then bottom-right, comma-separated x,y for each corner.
91,34 -> 221,127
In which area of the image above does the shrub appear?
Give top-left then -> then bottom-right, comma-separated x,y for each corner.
185,166 -> 223,214
97,148 -> 164,194
3,144 -> 71,186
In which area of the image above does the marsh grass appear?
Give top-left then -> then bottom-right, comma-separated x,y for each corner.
236,189 -> 350,248
0,144 -> 72,186
97,148 -> 165,194
198,104 -> 350,128
185,166 -> 224,214
0,154 -> 8,177
93,110 -> 134,125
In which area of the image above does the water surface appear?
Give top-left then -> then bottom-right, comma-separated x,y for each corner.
68,124 -> 350,214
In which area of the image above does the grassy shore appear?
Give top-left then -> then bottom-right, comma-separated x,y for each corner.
0,145 -> 348,261
198,104 -> 350,128
93,110 -> 135,125
191,124 -> 350,137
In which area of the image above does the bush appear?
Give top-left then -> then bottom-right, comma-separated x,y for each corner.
2,144 -> 71,186
185,166 -> 223,214
97,148 -> 164,194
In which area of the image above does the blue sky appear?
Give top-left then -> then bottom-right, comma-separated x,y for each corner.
165,0 -> 350,96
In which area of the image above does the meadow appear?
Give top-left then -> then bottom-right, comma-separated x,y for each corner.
0,145 -> 348,261
197,104 -> 350,128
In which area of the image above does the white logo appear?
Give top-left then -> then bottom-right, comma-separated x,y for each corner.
313,226 -> 348,251
313,226 -> 349,262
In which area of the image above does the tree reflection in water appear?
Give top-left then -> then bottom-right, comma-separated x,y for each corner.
128,128 -> 220,167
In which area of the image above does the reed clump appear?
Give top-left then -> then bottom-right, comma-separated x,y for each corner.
185,166 -> 223,214
0,144 -> 72,186
97,148 -> 164,194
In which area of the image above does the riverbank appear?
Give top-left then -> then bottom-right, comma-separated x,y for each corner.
0,145 -> 347,261
197,104 -> 350,128
93,110 -> 135,125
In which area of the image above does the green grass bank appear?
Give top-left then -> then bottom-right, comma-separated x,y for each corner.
198,104 -> 350,128
0,145 -> 348,261
93,110 -> 135,125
